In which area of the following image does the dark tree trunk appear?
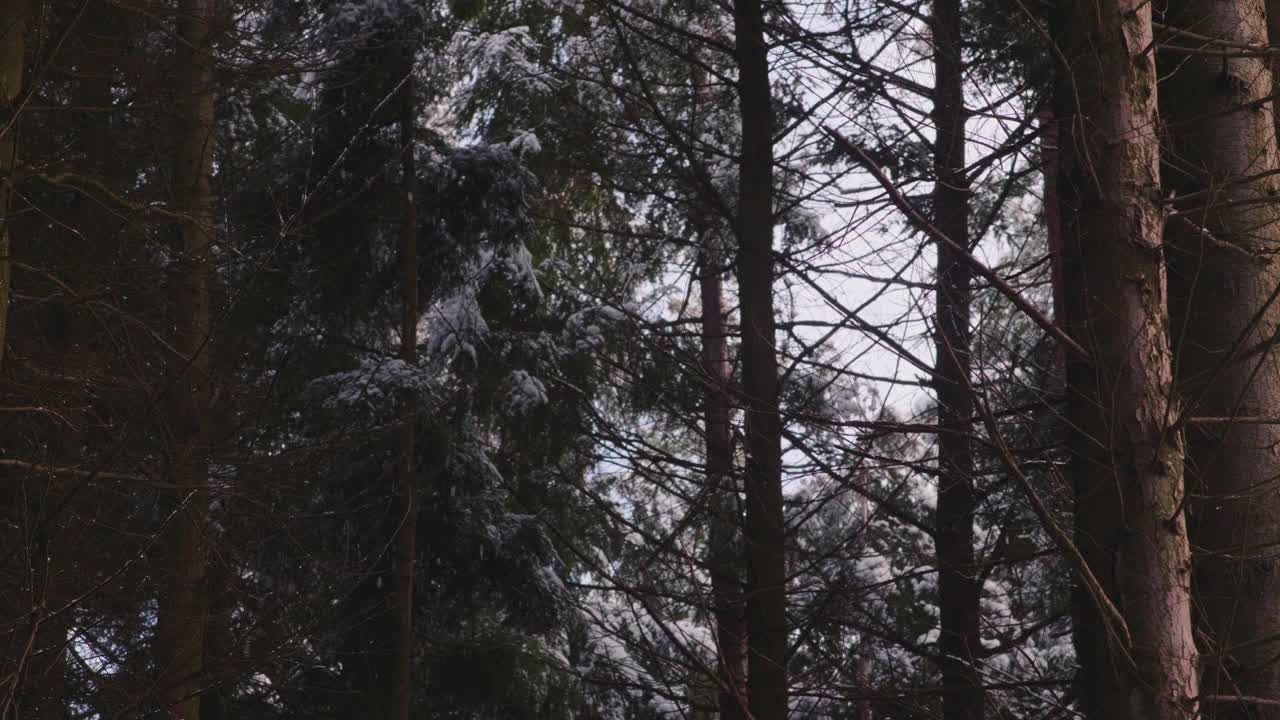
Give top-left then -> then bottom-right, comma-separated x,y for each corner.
1054,1 -> 1200,718
0,5 -> 30,708
0,0 -> 30,373
929,1 -> 982,718
1160,1 -> 1280,716
731,2 -> 787,719
155,0 -> 216,716
200,556 -> 232,720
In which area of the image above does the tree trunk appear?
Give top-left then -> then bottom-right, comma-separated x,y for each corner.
1160,1 -> 1280,715
155,0 -> 216,716
391,68 -> 419,720
0,0 -> 30,373
1269,1 -> 1280,144
699,242 -> 748,720
1053,1 -> 1200,719
731,2 -> 787,719
199,555 -> 231,720
929,1 -> 982,718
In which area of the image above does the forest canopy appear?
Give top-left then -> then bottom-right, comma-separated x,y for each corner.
1,1 -> 1276,719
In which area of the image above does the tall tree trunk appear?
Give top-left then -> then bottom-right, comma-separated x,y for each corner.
199,556 -> 230,720
156,0 -> 216,716
731,2 -> 786,719
1160,1 -> 1280,715
929,1 -> 982,718
391,68 -> 419,720
699,242 -> 748,720
0,0 -> 30,373
1053,1 -> 1200,719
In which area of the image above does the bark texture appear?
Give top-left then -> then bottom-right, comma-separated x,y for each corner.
156,0 -> 216,716
1269,1 -> 1280,145
1161,2 -> 1280,715
391,70 -> 419,720
699,243 -> 748,720
731,2 -> 787,719
1054,1 -> 1200,719
930,1 -> 982,718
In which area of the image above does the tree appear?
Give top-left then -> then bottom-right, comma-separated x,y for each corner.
0,0 -> 29,374
732,2 -> 787,719
154,0 -> 216,717
1158,1 -> 1280,714
929,0 -> 982,717
1054,0 -> 1200,717
699,228 -> 748,720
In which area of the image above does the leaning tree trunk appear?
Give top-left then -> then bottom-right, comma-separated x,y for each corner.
699,239 -> 748,720
1053,1 -> 1200,719
929,0 -> 982,718
1160,1 -> 1280,715
390,67 -> 420,720
0,0 -> 30,373
155,0 -> 216,716
731,2 -> 787,719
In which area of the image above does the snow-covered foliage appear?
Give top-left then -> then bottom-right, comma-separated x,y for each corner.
563,305 -> 627,353
449,25 -> 547,87
577,590 -> 716,720
322,0 -> 425,43
505,370 -> 549,415
311,356 -> 437,412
